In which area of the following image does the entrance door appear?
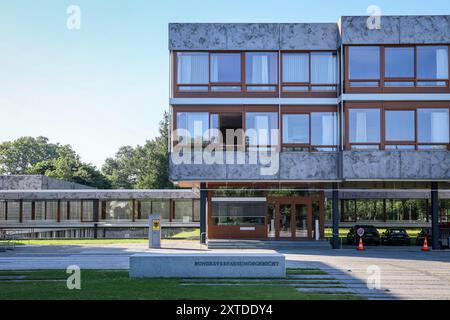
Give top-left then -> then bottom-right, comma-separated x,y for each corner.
295,203 -> 310,239
267,197 -> 313,240
279,204 -> 293,238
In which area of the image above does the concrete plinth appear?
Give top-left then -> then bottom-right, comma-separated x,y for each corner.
129,253 -> 286,278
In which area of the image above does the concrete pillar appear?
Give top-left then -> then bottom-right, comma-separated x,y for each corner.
332,184 -> 340,249
431,182 -> 440,250
199,183 -> 207,244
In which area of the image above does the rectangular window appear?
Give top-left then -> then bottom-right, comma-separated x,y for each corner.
349,109 -> 381,144
69,201 -> 81,221
282,53 -> 309,83
348,46 -> 380,80
176,112 -> 209,144
282,114 -> 309,144
245,112 -> 278,146
0,201 -> 5,221
311,112 -> 338,146
174,200 -> 193,222
193,200 -> 200,222
311,52 -> 337,84
104,201 -> 132,221
210,53 -> 241,83
151,200 -> 170,220
417,46 -> 449,80
212,201 -> 265,226
385,110 -> 415,142
385,47 -> 414,78
418,108 -> 449,143
6,201 -> 20,221
245,52 -> 278,87
177,52 -> 209,85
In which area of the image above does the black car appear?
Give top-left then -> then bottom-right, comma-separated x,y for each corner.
347,225 -> 380,245
381,228 -> 410,245
416,228 -> 432,246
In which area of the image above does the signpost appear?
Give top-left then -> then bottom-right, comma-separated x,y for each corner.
149,215 -> 161,248
357,227 -> 365,238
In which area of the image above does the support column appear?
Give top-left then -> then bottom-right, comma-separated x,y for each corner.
93,199 -> 99,239
431,182 -> 440,250
332,184 -> 340,249
199,183 -> 207,244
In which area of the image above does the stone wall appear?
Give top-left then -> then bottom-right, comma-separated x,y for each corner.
0,175 -> 94,190
169,23 -> 339,50
342,151 -> 450,180
340,15 -> 450,44
170,151 -> 450,182
169,152 -> 340,181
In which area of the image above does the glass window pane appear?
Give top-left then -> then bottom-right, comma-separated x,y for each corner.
349,46 -> 380,80
282,114 -> 309,144
174,200 -> 192,222
104,201 -> 132,221
385,110 -> 415,141
193,200 -> 200,221
69,201 -> 81,221
246,112 -> 278,146
176,112 -> 209,143
210,53 -> 241,83
246,52 -> 278,84
311,52 -> 337,84
282,53 -> 309,83
385,47 -> 414,78
6,201 -> 20,221
418,108 -> 449,143
349,109 -> 381,143
311,112 -> 338,146
417,46 -> 449,79
45,201 -> 58,221
212,201 -> 265,226
177,52 -> 209,84
151,200 -> 170,220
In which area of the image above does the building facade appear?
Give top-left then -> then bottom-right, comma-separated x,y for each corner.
0,176 -> 200,239
168,16 -> 450,248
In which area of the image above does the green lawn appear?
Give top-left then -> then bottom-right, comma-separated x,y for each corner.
0,270 -> 361,300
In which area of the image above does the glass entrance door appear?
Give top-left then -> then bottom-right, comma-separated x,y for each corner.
279,204 -> 293,238
267,197 -> 313,240
267,203 -> 276,238
295,203 -> 309,239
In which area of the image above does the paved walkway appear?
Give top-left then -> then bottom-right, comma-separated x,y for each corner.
1,241 -> 450,300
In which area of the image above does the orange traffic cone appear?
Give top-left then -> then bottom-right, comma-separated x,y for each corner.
422,236 -> 430,251
357,237 -> 364,251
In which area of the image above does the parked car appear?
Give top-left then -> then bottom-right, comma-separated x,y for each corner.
416,228 -> 432,246
381,228 -> 410,246
347,225 -> 380,245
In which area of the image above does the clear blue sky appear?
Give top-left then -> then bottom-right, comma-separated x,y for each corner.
1,0 -> 449,168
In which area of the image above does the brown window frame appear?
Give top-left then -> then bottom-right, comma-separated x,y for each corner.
345,102 -> 450,150
173,50 -> 340,98
345,45 -> 450,93
281,106 -> 339,151
173,51 -> 279,98
171,105 -> 280,151
280,51 -> 338,98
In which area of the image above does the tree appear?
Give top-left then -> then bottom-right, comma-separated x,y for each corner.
102,112 -> 173,189
1,136 -> 111,189
0,136 -> 60,174
27,144 -> 111,189
102,146 -> 137,189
